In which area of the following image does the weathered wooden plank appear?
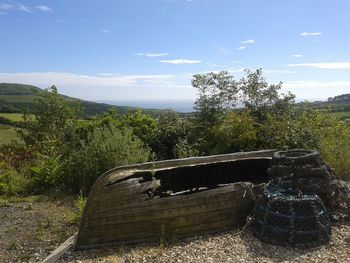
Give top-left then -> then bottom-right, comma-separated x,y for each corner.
88,188 -> 251,223
89,183 -> 252,214
85,206 -> 241,235
88,198 -> 251,227
81,199 -> 252,245
100,179 -> 160,199
82,217 -> 241,246
103,177 -> 141,190
90,180 -> 162,209
87,185 -> 251,217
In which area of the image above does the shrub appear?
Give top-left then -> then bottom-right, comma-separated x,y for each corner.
0,161 -> 29,195
152,111 -> 194,160
211,111 -> 257,154
311,115 -> 350,180
62,125 -> 150,194
173,138 -> 199,159
27,155 -> 63,194
68,192 -> 87,225
258,110 -> 350,180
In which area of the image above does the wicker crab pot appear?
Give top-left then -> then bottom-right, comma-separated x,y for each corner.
253,178 -> 331,247
267,149 -> 336,208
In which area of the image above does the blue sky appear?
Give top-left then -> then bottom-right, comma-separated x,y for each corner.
0,0 -> 350,101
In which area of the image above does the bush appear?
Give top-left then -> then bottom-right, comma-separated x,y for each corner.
152,111 -> 194,160
0,161 -> 29,195
62,125 -> 150,194
68,192 -> 87,225
310,115 -> 350,180
211,111 -> 257,154
27,155 -> 63,194
257,110 -> 350,180
173,138 -> 199,159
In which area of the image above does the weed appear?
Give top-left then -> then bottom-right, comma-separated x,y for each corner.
4,226 -> 17,234
34,217 -> 54,241
19,255 -> 31,261
7,241 -> 18,251
67,192 -> 86,225
159,224 -> 177,248
23,204 -> 32,210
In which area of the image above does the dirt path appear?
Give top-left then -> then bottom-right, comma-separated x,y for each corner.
0,195 -> 77,263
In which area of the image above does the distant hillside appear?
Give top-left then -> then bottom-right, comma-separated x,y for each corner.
0,83 -> 163,117
328,94 -> 350,104
0,83 -> 43,95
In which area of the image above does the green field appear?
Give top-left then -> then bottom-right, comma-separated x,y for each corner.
0,125 -> 19,145
0,113 -> 26,122
328,111 -> 350,120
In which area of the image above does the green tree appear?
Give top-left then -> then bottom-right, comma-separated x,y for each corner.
239,69 -> 295,121
211,111 -> 257,154
18,85 -> 80,154
152,111 -> 194,160
123,110 -> 158,146
192,71 -> 239,127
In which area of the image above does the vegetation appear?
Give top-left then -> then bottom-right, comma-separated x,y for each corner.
0,125 -> 19,145
0,69 -> 349,199
0,83 -> 164,117
0,113 -> 26,122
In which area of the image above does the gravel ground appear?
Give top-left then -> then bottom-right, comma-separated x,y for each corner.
59,221 -> 350,263
0,195 -> 77,263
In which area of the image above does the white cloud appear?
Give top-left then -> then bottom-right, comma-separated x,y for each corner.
159,59 -> 201,64
0,72 -> 183,88
137,52 -> 169,57
284,80 -> 350,89
288,62 -> 350,69
241,39 -> 255,44
1,4 -> 52,13
238,46 -> 246,50
301,32 -> 322,36
205,62 -> 222,67
228,68 -> 245,73
17,4 -> 31,13
225,68 -> 296,74
100,29 -> 108,33
232,60 -> 240,63
290,54 -> 303,58
283,80 -> 350,100
0,3 -> 12,10
263,70 -> 297,74
35,5 -> 51,12
0,72 -> 199,100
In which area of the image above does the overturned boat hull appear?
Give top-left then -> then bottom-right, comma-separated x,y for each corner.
76,150 -> 274,249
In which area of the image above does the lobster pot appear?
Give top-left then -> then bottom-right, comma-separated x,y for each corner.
267,149 -> 335,208
253,180 -> 331,247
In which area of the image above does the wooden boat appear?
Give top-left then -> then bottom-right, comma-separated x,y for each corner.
76,150 -> 275,249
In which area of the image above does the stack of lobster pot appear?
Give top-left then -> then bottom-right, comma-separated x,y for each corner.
253,177 -> 332,247
253,149 -> 350,247
267,149 -> 337,208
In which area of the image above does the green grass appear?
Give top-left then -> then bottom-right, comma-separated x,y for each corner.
0,125 -> 19,145
327,111 -> 350,120
0,113 -> 26,122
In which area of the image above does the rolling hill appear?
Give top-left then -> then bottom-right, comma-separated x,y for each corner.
0,83 -> 162,117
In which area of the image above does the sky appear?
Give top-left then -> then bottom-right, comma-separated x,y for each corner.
0,0 -> 350,101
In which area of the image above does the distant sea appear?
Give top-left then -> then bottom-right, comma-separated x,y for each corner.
96,98 -> 328,113
97,100 -> 196,113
